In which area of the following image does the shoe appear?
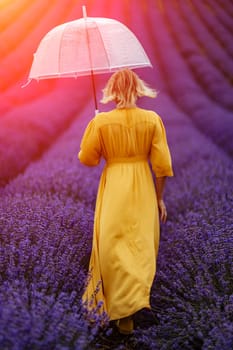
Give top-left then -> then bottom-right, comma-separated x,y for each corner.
116,316 -> 134,335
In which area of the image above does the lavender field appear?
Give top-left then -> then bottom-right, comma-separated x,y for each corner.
0,1 -> 233,349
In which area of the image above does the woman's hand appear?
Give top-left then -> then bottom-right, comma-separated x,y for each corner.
158,199 -> 167,223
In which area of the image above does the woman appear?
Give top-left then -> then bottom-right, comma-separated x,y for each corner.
78,69 -> 173,334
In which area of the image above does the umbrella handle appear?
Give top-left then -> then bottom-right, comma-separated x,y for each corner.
90,70 -> 99,114
83,5 -> 99,114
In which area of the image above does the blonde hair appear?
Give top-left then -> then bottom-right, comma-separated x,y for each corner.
100,69 -> 157,108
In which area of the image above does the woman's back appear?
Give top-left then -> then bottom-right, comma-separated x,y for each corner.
94,107 -> 157,160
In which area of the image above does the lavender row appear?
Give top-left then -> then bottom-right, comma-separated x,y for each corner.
207,0 -> 233,32
0,102 -> 108,349
0,193 -> 106,349
0,79 -> 59,115
0,78 -> 91,186
138,195 -> 233,349
193,0 -> 233,57
144,0 -> 233,157
216,0 -> 233,16
178,0 -> 233,77
163,3 -> 233,109
1,101 -> 103,205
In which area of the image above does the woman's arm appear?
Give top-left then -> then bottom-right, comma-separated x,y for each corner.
155,176 -> 167,223
78,118 -> 102,166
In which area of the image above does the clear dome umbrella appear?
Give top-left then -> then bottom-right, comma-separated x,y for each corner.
26,6 -> 152,113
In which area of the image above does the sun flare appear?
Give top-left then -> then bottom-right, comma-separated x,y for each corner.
0,0 -> 13,8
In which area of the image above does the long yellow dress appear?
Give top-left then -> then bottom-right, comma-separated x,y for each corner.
78,107 -> 173,321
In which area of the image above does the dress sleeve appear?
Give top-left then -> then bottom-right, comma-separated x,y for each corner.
150,115 -> 174,178
78,118 -> 102,166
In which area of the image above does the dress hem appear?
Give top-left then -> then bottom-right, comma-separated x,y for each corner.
110,303 -> 151,321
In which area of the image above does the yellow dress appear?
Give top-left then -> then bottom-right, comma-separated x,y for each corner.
78,107 -> 173,321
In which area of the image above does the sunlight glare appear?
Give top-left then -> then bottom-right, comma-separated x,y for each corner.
0,0 -> 13,7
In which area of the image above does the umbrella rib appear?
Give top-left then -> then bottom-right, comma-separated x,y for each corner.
58,23 -> 68,76
84,19 -> 98,111
94,24 -> 111,69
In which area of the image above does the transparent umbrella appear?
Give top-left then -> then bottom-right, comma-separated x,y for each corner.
26,6 -> 152,113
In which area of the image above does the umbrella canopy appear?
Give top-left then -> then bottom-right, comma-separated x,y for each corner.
28,6 -> 152,111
